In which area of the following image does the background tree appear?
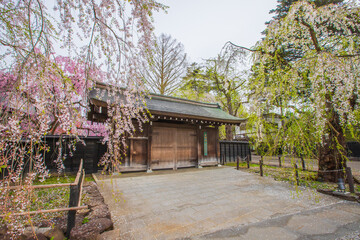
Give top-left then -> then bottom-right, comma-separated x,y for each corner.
268,0 -> 344,22
0,0 -> 165,235
181,43 -> 248,140
249,1 -> 360,182
141,33 -> 187,95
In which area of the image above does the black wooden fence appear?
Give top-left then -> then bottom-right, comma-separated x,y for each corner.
220,141 -> 252,164
43,135 -> 107,173
347,141 -> 360,158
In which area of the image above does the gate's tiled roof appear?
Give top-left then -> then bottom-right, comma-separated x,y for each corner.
89,84 -> 245,125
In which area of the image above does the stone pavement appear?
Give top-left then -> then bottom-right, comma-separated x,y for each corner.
197,202 -> 360,240
96,167 -> 360,240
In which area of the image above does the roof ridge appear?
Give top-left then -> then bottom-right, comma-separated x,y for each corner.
149,94 -> 220,108
95,81 -> 220,108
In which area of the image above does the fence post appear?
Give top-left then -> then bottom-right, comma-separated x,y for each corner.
301,157 -> 306,171
346,167 -> 355,193
278,155 -> 281,167
66,159 -> 84,238
246,156 -> 250,169
260,156 -> 263,177
294,163 -> 299,186
236,156 -> 240,170
66,184 -> 79,237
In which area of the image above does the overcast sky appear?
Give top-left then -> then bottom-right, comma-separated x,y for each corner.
152,0 -> 278,63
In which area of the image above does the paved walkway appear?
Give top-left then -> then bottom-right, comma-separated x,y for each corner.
96,167 -> 360,240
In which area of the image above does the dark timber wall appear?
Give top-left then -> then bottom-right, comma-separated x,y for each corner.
43,136 -> 106,173
220,141 -> 251,164
347,141 -> 360,158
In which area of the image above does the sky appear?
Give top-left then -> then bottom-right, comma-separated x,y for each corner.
152,0 -> 278,63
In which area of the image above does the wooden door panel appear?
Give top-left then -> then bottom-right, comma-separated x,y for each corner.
131,139 -> 147,167
199,128 -> 218,164
206,128 -> 217,158
151,127 -> 175,169
176,128 -> 197,167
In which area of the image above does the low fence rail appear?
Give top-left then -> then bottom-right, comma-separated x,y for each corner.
0,159 -> 87,238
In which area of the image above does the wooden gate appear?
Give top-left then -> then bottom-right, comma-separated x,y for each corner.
151,126 -> 197,169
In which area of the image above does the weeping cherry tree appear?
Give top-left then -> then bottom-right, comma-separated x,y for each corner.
0,0 -> 165,235
249,1 -> 360,182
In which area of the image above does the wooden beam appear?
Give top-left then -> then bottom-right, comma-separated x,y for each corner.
74,159 -> 83,184
5,183 -> 72,190
0,206 -> 88,217
128,137 -> 149,140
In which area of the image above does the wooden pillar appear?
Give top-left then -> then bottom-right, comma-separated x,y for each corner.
220,141 -> 223,165
147,124 -> 152,172
129,139 -> 133,167
174,128 -> 178,170
215,126 -> 220,164
197,127 -> 202,168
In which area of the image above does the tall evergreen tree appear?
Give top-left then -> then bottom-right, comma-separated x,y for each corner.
268,0 -> 344,22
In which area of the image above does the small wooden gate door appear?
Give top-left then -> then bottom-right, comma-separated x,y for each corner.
176,128 -> 197,168
130,139 -> 147,168
199,127 -> 218,165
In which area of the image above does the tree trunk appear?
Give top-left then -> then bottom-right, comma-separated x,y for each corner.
225,96 -> 234,140
318,111 -> 347,182
225,125 -> 233,141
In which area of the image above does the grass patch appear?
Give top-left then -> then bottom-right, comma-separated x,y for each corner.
226,162 -> 357,192
25,174 -> 94,225
33,174 -> 94,185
